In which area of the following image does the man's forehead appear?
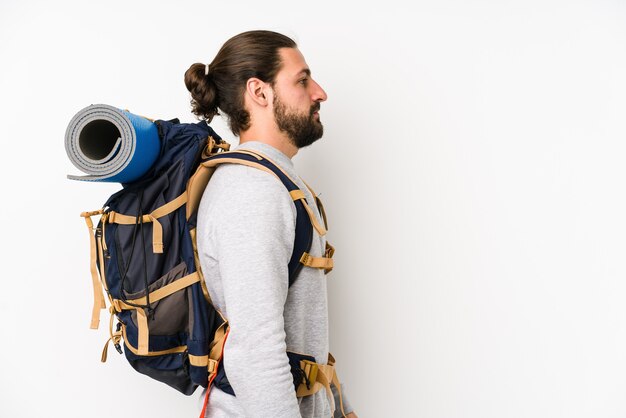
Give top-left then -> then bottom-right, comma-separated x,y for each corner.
278,47 -> 310,77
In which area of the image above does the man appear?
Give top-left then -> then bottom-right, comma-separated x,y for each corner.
186,31 -> 358,417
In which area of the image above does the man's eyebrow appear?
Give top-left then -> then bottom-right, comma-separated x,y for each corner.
297,68 -> 311,77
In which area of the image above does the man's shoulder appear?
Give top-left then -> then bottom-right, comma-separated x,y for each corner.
203,162 -> 295,210
209,162 -> 286,190
198,160 -> 298,235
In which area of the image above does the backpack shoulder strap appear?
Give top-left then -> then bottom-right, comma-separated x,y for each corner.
191,149 -> 329,285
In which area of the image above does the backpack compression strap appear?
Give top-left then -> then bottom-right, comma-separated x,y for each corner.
80,209 -> 107,329
81,206 -> 209,357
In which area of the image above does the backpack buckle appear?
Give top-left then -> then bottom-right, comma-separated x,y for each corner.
299,360 -> 318,390
111,300 -> 122,313
207,358 -> 218,375
114,323 -> 123,354
300,253 -> 311,266
203,136 -> 231,158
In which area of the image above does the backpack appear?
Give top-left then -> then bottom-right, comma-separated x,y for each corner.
78,117 -> 345,415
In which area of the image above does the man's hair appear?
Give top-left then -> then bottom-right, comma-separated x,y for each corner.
184,30 -> 297,136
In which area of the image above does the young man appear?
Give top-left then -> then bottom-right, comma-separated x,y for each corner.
185,31 -> 358,417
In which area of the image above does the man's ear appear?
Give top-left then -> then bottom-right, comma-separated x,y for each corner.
245,77 -> 270,107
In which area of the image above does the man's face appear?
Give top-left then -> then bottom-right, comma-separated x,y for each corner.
271,48 -> 328,149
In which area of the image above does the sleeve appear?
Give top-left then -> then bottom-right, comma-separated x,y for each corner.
207,165 -> 301,418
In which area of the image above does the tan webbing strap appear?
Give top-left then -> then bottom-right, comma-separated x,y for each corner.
299,252 -> 333,270
151,192 -> 187,219
315,196 -> 329,230
316,364 -> 336,412
299,241 -> 335,274
188,141 -> 231,217
189,228 -> 212,302
96,220 -> 112,296
101,306 -> 122,362
296,358 -> 346,417
331,367 -> 346,417
296,361 -> 324,397
302,179 -> 317,197
101,337 -> 113,363
201,157 -> 279,181
120,324 -> 188,357
136,307 -> 149,355
125,272 -> 200,306
291,186 -> 336,273
187,165 -> 214,220
296,363 -> 333,398
328,353 -> 347,417
188,354 -> 206,366
202,136 -> 231,159
301,200 -> 327,236
291,188 -> 335,272
324,242 -> 335,274
106,192 -> 187,253
188,354 -> 210,368
188,322 -> 228,374
209,322 -> 228,360
235,149 -> 300,185
289,190 -> 327,236
325,242 -> 335,258
106,211 -> 159,251
100,213 -> 109,255
289,190 -> 306,201
301,179 -> 329,230
208,322 -> 228,375
187,150 -> 261,220
188,353 -> 219,375
109,272 -> 201,357
80,210 -> 107,329
225,149 -> 263,160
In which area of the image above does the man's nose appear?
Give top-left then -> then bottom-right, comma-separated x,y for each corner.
311,79 -> 328,102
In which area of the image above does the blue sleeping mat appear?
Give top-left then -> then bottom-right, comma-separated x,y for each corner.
65,104 -> 161,183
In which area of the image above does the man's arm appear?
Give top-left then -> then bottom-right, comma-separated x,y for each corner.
206,165 -> 300,417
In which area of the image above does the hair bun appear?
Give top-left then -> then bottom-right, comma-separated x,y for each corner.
184,62 -> 218,121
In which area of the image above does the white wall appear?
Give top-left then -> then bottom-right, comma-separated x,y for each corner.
1,0 -> 625,417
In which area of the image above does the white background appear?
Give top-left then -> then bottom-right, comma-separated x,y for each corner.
1,0 -> 625,417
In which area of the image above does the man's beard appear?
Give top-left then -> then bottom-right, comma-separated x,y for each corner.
273,94 -> 324,149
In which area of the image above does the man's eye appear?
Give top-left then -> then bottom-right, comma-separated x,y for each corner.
299,78 -> 308,85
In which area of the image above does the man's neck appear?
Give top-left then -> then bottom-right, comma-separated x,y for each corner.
239,128 -> 298,159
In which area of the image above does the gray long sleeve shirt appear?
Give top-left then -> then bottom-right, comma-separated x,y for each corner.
196,141 -> 352,418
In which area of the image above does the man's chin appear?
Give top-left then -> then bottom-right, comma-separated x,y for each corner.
290,133 -> 323,149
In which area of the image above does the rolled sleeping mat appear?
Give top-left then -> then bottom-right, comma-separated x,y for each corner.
65,104 -> 161,183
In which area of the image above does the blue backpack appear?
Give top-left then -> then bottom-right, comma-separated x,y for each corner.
79,118 -> 339,405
